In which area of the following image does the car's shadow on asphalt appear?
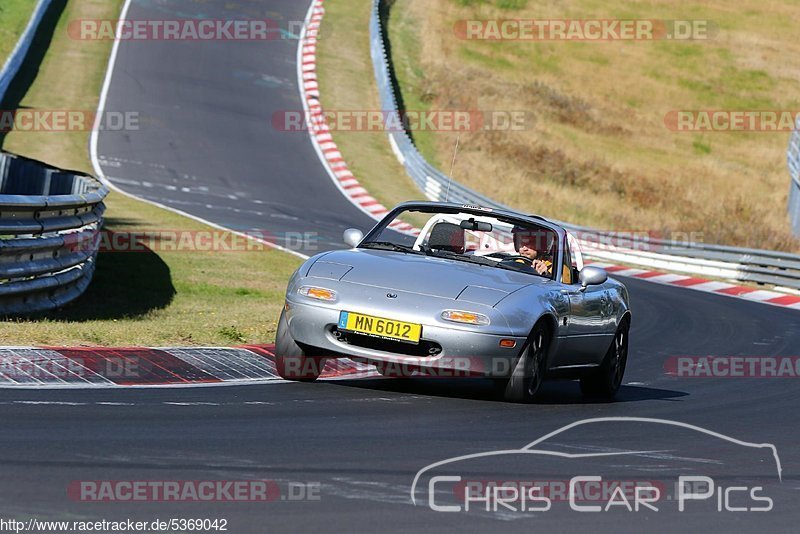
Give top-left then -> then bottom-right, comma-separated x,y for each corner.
321,376 -> 687,405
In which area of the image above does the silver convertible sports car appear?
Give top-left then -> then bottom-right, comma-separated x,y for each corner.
276,202 -> 631,403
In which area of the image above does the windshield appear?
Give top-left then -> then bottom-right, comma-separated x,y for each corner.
361,207 -> 559,279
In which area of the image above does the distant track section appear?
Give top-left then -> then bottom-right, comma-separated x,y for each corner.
93,0 -> 377,255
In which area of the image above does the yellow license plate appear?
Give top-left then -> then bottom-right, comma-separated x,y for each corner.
338,311 -> 422,344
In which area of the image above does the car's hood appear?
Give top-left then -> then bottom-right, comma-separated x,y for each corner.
308,249 -> 546,306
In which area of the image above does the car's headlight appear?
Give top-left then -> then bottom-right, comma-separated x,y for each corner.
441,310 -> 490,326
298,286 -> 338,302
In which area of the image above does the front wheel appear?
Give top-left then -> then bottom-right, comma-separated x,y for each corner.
274,309 -> 325,382
580,322 -> 629,399
502,324 -> 549,403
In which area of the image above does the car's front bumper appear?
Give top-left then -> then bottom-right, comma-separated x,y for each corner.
285,300 -> 527,378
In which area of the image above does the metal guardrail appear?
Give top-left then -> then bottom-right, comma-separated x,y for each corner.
0,152 -> 107,314
788,122 -> 800,236
0,0 -> 53,100
369,0 -> 800,291
0,0 -> 107,315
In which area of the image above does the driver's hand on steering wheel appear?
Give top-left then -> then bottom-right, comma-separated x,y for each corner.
532,259 -> 549,276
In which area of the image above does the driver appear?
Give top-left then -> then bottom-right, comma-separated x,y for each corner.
511,226 -> 553,276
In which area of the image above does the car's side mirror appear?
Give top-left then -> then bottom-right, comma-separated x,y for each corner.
579,266 -> 608,291
343,228 -> 364,248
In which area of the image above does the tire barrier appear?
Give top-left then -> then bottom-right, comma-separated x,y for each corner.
0,152 -> 108,314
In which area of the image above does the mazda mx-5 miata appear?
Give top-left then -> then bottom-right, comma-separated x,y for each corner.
276,202 -> 631,403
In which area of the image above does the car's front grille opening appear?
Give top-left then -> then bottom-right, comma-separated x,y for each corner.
331,327 -> 442,357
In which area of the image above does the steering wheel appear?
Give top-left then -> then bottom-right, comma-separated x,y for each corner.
497,255 -> 533,266
483,251 -> 522,260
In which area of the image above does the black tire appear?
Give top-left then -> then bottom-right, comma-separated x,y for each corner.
502,323 -> 549,403
580,321 -> 629,399
274,309 -> 324,382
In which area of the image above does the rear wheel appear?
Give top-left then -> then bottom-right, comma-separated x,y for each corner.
274,309 -> 325,382
580,321 -> 629,399
502,324 -> 549,403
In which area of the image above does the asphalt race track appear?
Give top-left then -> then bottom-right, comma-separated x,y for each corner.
95,0 -> 377,252
2,284 -> 800,532
5,0 -> 799,531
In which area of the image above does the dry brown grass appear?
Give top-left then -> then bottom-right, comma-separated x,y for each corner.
384,0 -> 800,250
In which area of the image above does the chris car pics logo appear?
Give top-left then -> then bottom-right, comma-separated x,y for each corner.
411,417 -> 781,514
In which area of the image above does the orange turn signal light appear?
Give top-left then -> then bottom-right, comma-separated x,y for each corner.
441,310 -> 490,326
499,339 -> 517,349
298,286 -> 338,302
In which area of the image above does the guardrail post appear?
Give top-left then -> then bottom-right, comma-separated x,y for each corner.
788,120 -> 800,236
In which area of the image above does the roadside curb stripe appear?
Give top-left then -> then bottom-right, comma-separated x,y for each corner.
299,0 -> 797,310
590,262 -> 800,311
0,345 -> 378,388
297,0 -> 419,237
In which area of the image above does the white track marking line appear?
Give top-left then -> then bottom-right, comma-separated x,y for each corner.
163,402 -> 221,406
13,401 -> 87,406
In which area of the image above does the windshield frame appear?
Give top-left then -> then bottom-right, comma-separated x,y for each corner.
360,202 -> 569,283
